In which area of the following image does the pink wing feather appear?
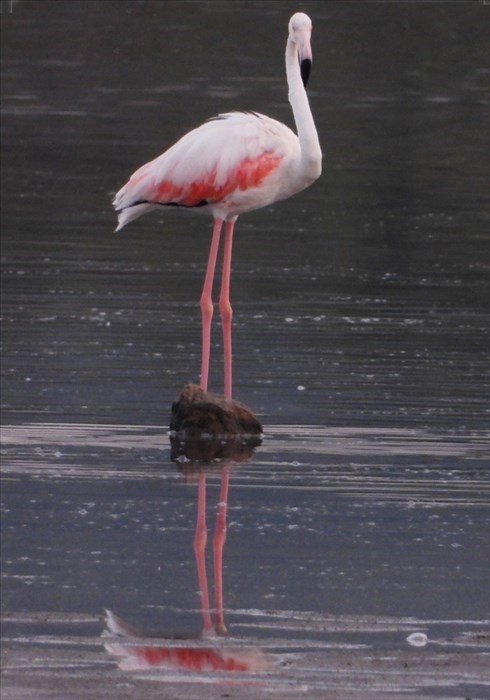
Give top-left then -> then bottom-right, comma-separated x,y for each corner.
113,112 -> 295,231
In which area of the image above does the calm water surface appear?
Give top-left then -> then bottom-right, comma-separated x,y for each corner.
1,1 -> 489,698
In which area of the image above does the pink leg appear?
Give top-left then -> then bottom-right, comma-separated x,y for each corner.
200,218 -> 223,392
219,220 -> 235,400
213,468 -> 230,635
193,473 -> 213,633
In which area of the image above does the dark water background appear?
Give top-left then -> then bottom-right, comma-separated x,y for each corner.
1,0 -> 488,428
1,1 -> 489,697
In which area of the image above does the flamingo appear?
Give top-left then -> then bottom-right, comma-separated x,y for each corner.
113,12 -> 322,401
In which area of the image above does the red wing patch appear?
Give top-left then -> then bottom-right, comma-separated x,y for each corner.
153,152 -> 282,206
121,645 -> 251,671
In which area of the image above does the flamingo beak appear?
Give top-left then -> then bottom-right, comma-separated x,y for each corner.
298,37 -> 313,87
300,56 -> 311,87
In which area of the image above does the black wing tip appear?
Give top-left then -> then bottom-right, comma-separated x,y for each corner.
208,111 -> 261,122
131,198 -> 209,209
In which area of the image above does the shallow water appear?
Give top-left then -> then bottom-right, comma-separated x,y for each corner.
1,1 -> 489,697
1,423 -> 489,697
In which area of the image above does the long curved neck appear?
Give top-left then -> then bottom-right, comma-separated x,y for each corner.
285,36 -> 321,168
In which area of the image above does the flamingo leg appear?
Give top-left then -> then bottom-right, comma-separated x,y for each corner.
213,468 -> 230,634
200,218 -> 223,392
193,473 -> 213,633
219,220 -> 235,400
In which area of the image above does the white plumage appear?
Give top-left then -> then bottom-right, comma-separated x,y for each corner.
113,12 -> 322,400
113,111 -> 310,230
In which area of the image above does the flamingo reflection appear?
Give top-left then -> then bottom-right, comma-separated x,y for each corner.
104,609 -> 267,673
104,384 -> 263,673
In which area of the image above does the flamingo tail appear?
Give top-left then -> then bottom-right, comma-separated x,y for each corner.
114,202 -> 158,232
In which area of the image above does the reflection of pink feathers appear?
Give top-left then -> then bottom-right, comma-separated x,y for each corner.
103,609 -> 269,673
105,641 -> 269,673
113,112 -> 301,231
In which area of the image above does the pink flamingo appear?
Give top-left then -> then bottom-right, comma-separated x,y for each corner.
113,12 -> 321,401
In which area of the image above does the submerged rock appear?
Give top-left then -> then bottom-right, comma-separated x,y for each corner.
170,383 -> 262,436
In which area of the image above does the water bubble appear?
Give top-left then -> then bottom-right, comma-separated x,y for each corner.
406,632 -> 428,647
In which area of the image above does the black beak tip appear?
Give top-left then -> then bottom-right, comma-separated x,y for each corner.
300,58 -> 311,88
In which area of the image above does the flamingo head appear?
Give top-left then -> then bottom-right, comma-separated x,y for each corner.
288,12 -> 313,87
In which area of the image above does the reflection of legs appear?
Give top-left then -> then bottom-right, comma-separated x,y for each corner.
200,218 -> 223,393
213,468 -> 230,634
219,221 -> 235,400
193,473 -> 212,633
